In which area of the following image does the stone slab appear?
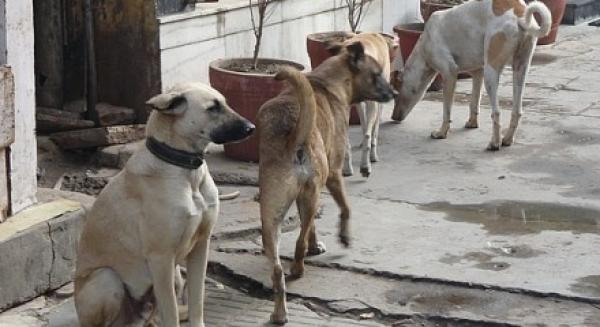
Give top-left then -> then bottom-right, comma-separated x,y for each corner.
0,202 -> 84,310
36,107 -> 93,134
50,125 -> 146,149
211,252 -> 600,326
95,103 -> 136,127
0,282 -> 387,327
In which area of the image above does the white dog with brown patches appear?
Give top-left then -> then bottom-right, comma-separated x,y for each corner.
391,0 -> 551,150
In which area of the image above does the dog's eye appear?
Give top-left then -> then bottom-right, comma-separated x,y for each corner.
207,100 -> 221,113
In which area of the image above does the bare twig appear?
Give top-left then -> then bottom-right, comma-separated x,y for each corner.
249,0 -> 274,70
343,0 -> 371,32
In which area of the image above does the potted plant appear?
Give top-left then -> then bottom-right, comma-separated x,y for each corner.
306,0 -> 378,124
420,0 -> 463,22
209,0 -> 304,162
392,23 -> 444,91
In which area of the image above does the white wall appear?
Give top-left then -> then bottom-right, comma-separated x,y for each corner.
5,0 -> 37,213
382,0 -> 422,33
159,0 -> 419,89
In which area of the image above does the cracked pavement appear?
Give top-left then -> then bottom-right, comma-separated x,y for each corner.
2,25 -> 600,326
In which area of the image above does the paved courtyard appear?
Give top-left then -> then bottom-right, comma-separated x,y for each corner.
1,25 -> 600,326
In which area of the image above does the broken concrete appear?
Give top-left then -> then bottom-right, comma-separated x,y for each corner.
36,107 -> 94,133
0,199 -> 85,311
50,124 -> 145,149
210,252 -> 600,326
95,103 -> 136,126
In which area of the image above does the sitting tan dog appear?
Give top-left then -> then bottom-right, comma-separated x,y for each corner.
391,0 -> 551,150
74,83 -> 255,327
342,32 -> 394,178
257,42 -> 394,324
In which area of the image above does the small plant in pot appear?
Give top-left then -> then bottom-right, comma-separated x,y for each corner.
306,0 -> 383,125
209,0 -> 304,162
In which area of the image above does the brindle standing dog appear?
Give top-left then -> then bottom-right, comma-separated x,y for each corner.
257,42 -> 394,324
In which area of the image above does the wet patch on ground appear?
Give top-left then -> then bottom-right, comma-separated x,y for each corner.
531,53 -> 559,66
570,275 -> 600,297
440,245 -> 543,271
556,129 -> 600,145
421,201 -> 600,235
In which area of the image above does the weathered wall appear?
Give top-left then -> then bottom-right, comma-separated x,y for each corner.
5,0 -> 37,214
159,0 -> 419,90
0,67 -> 14,222
94,0 -> 161,122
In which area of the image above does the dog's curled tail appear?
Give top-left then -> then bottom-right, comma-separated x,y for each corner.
275,67 -> 316,148
519,1 -> 552,38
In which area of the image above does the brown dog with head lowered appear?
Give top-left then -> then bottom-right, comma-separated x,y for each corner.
257,42 -> 394,324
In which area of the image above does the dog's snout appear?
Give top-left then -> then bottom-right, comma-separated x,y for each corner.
210,119 -> 256,145
244,122 -> 256,136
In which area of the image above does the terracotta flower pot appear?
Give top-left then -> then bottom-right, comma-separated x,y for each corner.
534,0 -> 567,45
209,58 -> 304,162
393,23 -> 444,92
420,1 -> 453,22
306,31 -> 398,125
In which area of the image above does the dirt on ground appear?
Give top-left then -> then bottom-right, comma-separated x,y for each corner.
225,61 -> 297,75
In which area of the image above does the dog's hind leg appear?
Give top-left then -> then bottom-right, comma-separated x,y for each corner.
326,172 -> 351,247
465,70 -> 483,129
431,74 -> 457,139
260,182 -> 296,324
75,268 -> 127,327
503,37 -> 536,147
484,65 -> 503,151
290,182 -> 320,278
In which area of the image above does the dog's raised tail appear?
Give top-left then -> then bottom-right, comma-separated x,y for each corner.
275,67 -> 316,148
519,1 -> 552,38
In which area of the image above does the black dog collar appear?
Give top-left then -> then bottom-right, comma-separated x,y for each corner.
145,137 -> 204,169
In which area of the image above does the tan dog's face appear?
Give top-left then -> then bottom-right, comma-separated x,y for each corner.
147,83 -> 255,148
329,42 -> 395,104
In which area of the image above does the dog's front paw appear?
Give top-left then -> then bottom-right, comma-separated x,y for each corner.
464,119 -> 478,129
339,232 -> 351,248
342,166 -> 354,177
270,313 -> 289,325
360,166 -> 371,178
288,263 -> 305,280
501,136 -> 514,147
370,149 -> 379,163
486,142 -> 501,151
307,241 -> 327,256
431,129 -> 448,139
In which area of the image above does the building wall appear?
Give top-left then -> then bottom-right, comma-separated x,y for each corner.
159,0 -> 420,90
5,0 -> 37,213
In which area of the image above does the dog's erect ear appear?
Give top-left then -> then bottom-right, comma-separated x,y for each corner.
346,42 -> 366,69
146,92 -> 187,115
326,42 -> 344,56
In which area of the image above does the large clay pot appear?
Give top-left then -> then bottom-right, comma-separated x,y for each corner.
306,31 -> 398,124
393,23 -> 444,91
209,58 -> 304,162
535,0 -> 567,45
420,1 -> 453,22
